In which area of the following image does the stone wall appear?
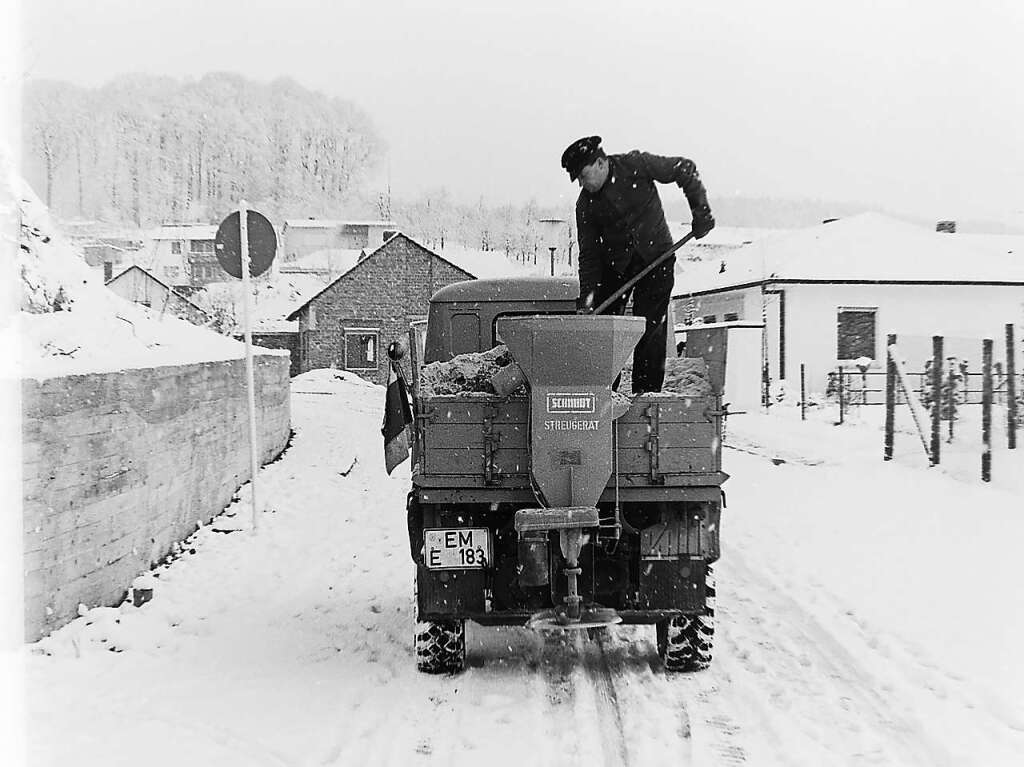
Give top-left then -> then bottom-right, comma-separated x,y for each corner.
21,354 -> 291,641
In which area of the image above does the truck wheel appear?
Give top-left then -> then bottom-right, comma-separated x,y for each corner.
415,619 -> 466,674
656,566 -> 716,672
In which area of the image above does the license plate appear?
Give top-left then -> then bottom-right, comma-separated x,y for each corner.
424,528 -> 491,570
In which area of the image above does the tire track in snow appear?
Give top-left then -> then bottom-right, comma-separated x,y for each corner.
535,631 -> 597,764
712,548 -> 960,766
587,631 -> 631,767
597,627 -> 699,765
533,626 -> 698,765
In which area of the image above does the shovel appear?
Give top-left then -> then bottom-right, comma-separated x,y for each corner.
589,230 -> 695,315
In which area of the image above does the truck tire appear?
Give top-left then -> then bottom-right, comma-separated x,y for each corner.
656,566 -> 715,672
415,619 -> 466,674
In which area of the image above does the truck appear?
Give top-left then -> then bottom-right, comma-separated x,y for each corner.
398,275 -> 728,674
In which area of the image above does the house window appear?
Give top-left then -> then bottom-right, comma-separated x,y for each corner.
171,241 -> 182,254
164,266 -> 180,280
702,315 -> 717,324
190,239 -> 215,253
723,312 -> 739,322
344,328 -> 380,370
837,307 -> 877,360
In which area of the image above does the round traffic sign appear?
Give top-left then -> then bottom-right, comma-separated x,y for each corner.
215,210 -> 278,278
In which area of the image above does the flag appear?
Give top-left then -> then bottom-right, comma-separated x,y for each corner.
382,361 -> 413,474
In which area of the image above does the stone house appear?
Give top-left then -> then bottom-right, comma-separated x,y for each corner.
287,234 -> 474,384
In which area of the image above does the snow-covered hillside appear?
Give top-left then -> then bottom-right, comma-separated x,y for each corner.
11,174 -> 282,380
18,372 -> 1024,766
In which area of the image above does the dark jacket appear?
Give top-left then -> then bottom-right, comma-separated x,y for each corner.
576,151 -> 709,301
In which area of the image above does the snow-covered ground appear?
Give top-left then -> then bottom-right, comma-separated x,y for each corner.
15,371 -> 1024,766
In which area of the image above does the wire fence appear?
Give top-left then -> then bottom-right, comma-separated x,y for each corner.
826,369 -> 1024,409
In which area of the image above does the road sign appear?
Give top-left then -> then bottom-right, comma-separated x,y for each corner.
215,210 -> 277,278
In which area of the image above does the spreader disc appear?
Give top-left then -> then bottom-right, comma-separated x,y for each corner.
526,605 -> 622,632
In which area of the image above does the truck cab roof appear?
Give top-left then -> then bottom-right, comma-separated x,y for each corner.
431,276 -> 580,305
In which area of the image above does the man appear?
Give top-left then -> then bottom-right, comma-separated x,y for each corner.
561,135 -> 715,393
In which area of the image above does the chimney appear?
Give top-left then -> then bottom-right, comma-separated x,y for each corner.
936,220 -> 957,233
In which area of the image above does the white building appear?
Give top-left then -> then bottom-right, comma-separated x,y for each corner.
137,223 -> 220,286
673,213 -> 1024,396
279,219 -> 397,262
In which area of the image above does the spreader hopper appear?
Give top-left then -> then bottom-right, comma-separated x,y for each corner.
496,314 -> 645,628
497,314 -> 644,508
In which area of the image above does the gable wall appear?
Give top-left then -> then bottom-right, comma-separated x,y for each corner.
298,238 -> 471,384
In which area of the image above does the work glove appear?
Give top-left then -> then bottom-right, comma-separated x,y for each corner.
691,206 -> 715,239
576,291 -> 596,314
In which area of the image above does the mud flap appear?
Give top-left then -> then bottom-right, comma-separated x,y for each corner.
416,565 -> 486,617
637,556 -> 705,612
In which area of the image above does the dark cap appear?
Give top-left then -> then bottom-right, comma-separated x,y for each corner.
561,135 -> 603,181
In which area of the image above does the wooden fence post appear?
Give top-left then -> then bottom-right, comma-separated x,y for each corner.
884,333 -> 896,461
982,338 -> 993,482
838,365 -> 845,425
1008,324 -> 1018,450
800,363 -> 806,421
931,336 -> 943,465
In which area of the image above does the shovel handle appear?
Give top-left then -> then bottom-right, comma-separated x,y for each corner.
590,231 -> 695,315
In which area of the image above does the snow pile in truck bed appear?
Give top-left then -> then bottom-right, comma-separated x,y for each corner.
416,344 -> 519,396
618,356 -> 712,397
416,344 -> 711,399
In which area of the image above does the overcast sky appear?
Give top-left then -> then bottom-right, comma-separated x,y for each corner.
17,0 -> 1024,224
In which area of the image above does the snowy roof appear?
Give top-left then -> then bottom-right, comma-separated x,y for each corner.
149,224 -> 218,241
674,213 -> 1024,296
434,245 -> 539,280
202,271 -> 329,332
59,220 -> 146,242
340,220 -> 397,228
279,248 -> 362,274
283,219 -> 341,229
282,219 -> 396,229
668,222 -> 786,248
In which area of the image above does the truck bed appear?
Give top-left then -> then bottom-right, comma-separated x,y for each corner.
412,391 -> 726,497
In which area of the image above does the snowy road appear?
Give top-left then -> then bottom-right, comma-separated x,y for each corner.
23,372 -> 1024,766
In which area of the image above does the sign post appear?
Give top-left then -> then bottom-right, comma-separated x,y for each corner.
239,202 -> 259,531
215,204 -> 278,533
